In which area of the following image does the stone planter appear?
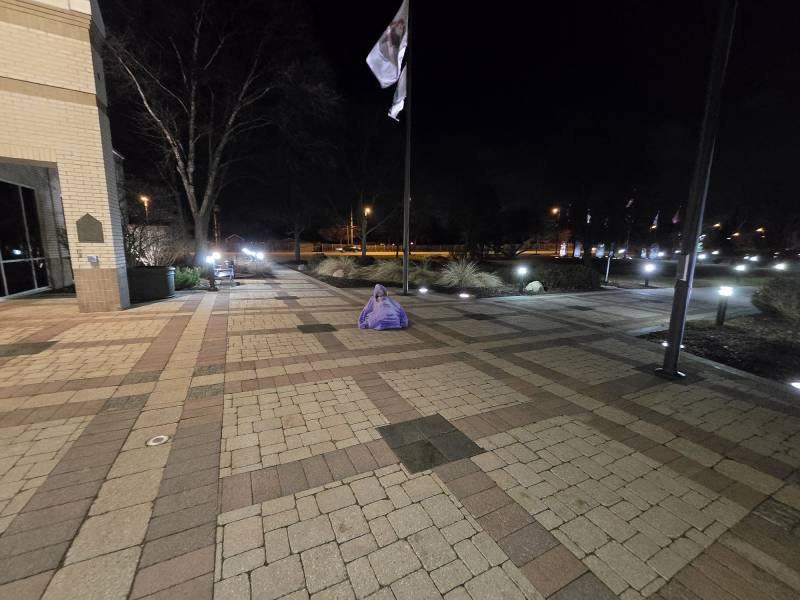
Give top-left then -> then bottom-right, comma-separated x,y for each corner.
127,266 -> 176,303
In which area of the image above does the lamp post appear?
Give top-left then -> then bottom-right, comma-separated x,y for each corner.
139,195 -> 151,221
361,206 -> 372,257
516,265 -> 528,293
205,255 -> 218,292
716,286 -> 732,326
551,207 -> 560,256
643,262 -> 656,288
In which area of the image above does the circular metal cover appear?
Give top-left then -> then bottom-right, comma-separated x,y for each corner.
146,435 -> 170,447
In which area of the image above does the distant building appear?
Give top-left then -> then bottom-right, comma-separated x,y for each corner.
0,1 -> 129,311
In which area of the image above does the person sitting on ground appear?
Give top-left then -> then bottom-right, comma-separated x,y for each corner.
358,284 -> 409,330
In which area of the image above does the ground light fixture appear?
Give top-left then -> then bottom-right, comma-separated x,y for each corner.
418,287 -> 429,294
256,252 -> 265,260
774,262 -> 787,271
716,286 -> 733,327
792,382 -> 800,390
459,292 -> 470,299
734,264 -> 747,272
643,262 -> 656,287
516,266 -> 529,292
204,255 -> 215,264
698,253 -> 708,260
212,251 -> 221,260
661,341 -> 685,349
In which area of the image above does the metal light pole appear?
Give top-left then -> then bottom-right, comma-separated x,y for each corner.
604,243 -> 614,284
401,0 -> 413,295
658,0 -> 737,379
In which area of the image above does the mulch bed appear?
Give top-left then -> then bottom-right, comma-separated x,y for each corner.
643,314 -> 800,382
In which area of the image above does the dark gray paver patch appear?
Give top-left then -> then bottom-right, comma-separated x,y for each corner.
101,395 -> 149,413
392,440 -> 449,473
297,324 -> 337,333
0,341 -> 56,357
466,314 -> 497,321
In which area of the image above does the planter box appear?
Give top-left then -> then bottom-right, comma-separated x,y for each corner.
127,266 -> 176,303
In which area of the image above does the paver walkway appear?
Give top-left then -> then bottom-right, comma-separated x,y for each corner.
0,266 -> 798,600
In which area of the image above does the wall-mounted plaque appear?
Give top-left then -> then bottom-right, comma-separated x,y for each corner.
76,213 -> 104,243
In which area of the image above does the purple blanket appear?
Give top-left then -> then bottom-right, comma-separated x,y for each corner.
358,284 -> 409,330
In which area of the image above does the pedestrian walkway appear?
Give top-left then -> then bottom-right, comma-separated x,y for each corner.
0,266 -> 798,599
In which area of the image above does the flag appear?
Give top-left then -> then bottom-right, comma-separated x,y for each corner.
651,211 -> 660,230
671,206 -> 681,224
366,1 -> 409,89
389,66 -> 407,120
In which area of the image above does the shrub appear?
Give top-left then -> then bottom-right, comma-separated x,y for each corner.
752,274 -> 800,322
315,256 -> 360,278
437,259 -> 504,289
354,255 -> 376,267
174,266 -> 201,290
361,260 -> 403,283
534,264 -> 601,291
409,258 -> 438,285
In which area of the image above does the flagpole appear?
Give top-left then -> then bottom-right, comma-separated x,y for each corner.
657,0 -> 736,379
401,0 -> 412,295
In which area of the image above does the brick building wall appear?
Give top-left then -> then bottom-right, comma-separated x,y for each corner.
0,0 -> 129,311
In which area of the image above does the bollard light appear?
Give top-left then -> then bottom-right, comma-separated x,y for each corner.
716,286 -> 733,326
516,266 -> 528,293
774,262 -> 787,271
459,292 -> 470,299
516,266 -> 528,276
643,262 -> 656,287
256,252 -> 265,260
205,255 -> 215,264
212,252 -> 221,260
418,287 -> 429,294
734,264 -> 747,272
698,253 -> 707,261
792,382 -> 800,390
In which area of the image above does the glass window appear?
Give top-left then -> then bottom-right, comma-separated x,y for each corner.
3,260 -> 35,295
32,259 -> 48,289
0,181 -> 28,260
21,187 -> 44,258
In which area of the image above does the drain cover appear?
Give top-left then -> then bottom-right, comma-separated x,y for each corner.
146,435 -> 170,447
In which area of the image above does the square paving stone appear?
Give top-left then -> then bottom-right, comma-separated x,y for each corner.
429,431 -> 483,462
297,323 -> 337,333
392,440 -> 449,474
415,414 -> 455,438
378,420 -> 426,449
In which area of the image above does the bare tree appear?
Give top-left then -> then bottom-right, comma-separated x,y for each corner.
106,0 -> 335,262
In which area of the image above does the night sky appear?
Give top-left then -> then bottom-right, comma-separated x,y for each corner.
105,0 -> 800,245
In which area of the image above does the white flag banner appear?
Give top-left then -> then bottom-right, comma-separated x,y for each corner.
389,66 -> 407,120
366,0 -> 408,89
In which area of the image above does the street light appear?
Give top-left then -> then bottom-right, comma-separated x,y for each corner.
643,262 -> 656,288
716,286 -> 733,327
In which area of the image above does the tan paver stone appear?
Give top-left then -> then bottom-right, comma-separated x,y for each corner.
264,527 -> 291,563
391,568 -> 443,600
431,559 -> 472,594
387,503 -> 433,538
330,505 -> 370,543
350,476 -> 386,505
215,573 -> 250,600
224,515 -> 264,557
107,445 -> 170,479
222,547 -> 265,578
368,540 -> 422,585
302,541 -> 347,594
42,547 -> 140,600
595,541 -> 658,591
89,469 -> 162,515
347,556 -> 380,598
317,485 -> 357,513
288,514 -> 336,553
464,566 -> 526,600
340,533 -> 378,563
66,504 -> 151,564
251,554 -> 305,600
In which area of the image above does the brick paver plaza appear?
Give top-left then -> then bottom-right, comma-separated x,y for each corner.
0,267 -> 798,600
